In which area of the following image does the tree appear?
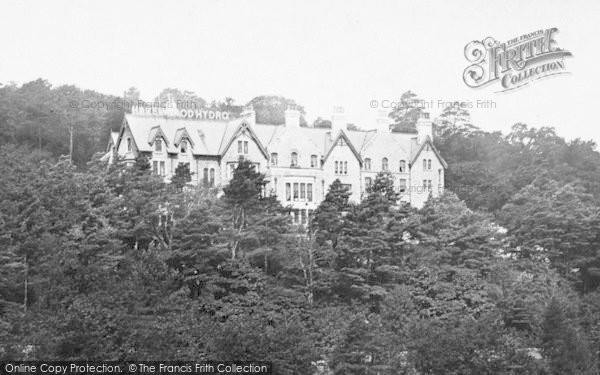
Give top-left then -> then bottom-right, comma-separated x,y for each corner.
171,162 -> 192,191
435,102 -> 477,138
311,179 -> 351,249
499,179 -> 600,291
246,95 -> 307,125
541,297 -> 597,374
389,90 -> 423,132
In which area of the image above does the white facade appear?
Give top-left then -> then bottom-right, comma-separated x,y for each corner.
111,103 -> 447,224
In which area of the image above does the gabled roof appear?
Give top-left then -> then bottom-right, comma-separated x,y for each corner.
107,131 -> 119,151
119,113 -> 445,168
174,127 -> 195,148
410,136 -> 448,169
323,130 -> 363,164
148,125 -> 169,146
219,120 -> 270,159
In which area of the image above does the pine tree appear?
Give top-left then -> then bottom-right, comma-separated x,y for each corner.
311,179 -> 351,249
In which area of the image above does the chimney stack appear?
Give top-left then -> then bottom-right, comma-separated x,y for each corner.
331,106 -> 345,133
375,109 -> 392,133
285,105 -> 300,127
416,111 -> 433,144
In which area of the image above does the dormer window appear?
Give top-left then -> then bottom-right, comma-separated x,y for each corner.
382,157 -> 388,171
291,152 -> 298,167
155,138 -> 162,152
399,160 -> 406,172
180,140 -> 188,153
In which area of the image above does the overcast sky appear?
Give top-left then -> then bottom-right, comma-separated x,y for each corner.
2,0 -> 599,144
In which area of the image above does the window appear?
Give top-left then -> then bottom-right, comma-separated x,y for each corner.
301,209 -> 307,225
228,163 -> 236,178
343,161 -> 348,174
335,161 -> 339,174
428,180 -> 433,191
311,155 -> 317,168
127,138 -> 132,152
244,141 -> 248,154
155,139 -> 162,152
364,158 -> 371,171
399,179 -> 407,192
238,140 -> 243,153
300,183 -> 306,200
272,177 -> 278,195
307,183 -> 313,202
293,183 -> 299,200
210,168 -> 215,187
399,160 -> 406,172
271,153 -> 278,166
338,138 -> 346,146
180,140 -> 188,153
365,177 -> 372,190
159,161 -> 165,176
291,152 -> 298,167
153,161 -> 158,174
428,159 -> 432,170
286,183 -> 291,201
423,179 -> 427,189
423,159 -> 427,170
203,168 -> 209,186
382,157 -> 388,171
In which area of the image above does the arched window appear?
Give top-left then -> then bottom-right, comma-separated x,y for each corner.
427,159 -> 432,170
203,168 -> 209,186
127,138 -> 132,152
364,158 -> 371,171
423,159 -> 427,170
155,138 -> 162,152
399,160 -> 406,172
382,157 -> 388,171
180,140 -> 188,153
291,152 -> 298,167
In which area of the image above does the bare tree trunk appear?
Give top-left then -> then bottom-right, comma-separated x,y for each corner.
23,255 -> 28,313
69,122 -> 73,164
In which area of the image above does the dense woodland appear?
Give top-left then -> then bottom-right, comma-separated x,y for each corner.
1,80 -> 600,374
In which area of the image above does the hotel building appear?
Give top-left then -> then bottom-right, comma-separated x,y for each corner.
108,99 -> 447,223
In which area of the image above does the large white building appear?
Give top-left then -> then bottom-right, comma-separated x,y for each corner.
108,100 -> 447,224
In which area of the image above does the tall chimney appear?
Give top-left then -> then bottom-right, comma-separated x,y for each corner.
285,105 -> 300,127
331,106 -> 345,133
375,109 -> 392,133
416,111 -> 433,144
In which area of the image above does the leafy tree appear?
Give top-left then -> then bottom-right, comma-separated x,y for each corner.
246,95 -> 307,125
389,90 -> 423,132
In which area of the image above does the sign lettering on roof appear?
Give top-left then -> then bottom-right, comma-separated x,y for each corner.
131,102 -> 230,120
